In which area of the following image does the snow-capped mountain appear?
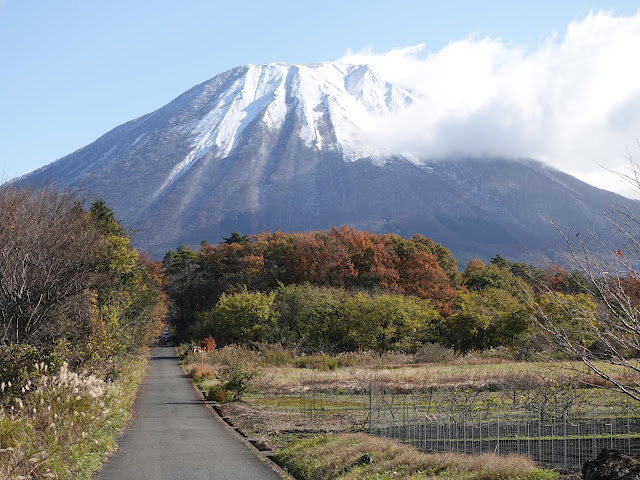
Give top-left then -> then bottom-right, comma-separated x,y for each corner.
152,62 -> 416,198
15,63 -> 639,260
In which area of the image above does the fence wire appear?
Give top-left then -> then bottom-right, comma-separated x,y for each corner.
297,382 -> 640,469
368,393 -> 640,469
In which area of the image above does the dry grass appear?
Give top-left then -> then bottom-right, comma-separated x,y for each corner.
183,346 -> 640,395
254,362 -> 555,394
184,355 -> 558,393
0,355 -> 148,480
180,346 -> 631,479
185,362 -> 218,381
272,432 -> 557,480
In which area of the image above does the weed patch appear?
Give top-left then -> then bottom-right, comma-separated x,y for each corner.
272,433 -> 558,480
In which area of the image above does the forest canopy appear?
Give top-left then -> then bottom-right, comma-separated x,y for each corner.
162,227 -> 593,355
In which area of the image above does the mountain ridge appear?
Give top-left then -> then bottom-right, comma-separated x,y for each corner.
13,62 -> 639,261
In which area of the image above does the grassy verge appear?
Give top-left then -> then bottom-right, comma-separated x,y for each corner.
271,432 -> 557,480
0,351 -> 149,480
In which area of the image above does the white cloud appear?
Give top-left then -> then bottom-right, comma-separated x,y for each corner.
338,10 -> 640,198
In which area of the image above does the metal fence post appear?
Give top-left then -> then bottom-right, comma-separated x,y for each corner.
368,386 -> 372,434
423,415 -> 426,451
563,410 -> 567,468
448,412 -> 452,452
412,402 -> 420,447
463,412 -> 467,455
628,406 -> 631,455
593,410 -> 597,459
577,422 -> 581,467
538,410 -> 542,464
497,414 -> 500,455
551,417 -> 555,466
610,420 -> 614,450
517,412 -> 521,456
402,393 -> 406,443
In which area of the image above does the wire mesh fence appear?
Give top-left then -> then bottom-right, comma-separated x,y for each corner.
296,380 -> 640,469
370,402 -> 640,468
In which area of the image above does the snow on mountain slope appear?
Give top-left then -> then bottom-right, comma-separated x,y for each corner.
185,64 -> 412,160
15,62 -> 640,261
143,62 -> 417,200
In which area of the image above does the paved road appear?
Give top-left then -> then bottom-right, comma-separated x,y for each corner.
95,347 -> 284,480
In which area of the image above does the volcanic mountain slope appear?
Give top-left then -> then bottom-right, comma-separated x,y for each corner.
15,62 -> 639,261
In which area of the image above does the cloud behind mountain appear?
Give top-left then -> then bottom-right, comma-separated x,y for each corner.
338,10 -> 640,197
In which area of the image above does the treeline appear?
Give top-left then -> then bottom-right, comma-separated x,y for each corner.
0,186 -> 166,393
187,285 -> 442,353
163,228 -> 598,355
164,228 -> 457,328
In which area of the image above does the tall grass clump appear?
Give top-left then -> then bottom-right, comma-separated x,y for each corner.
0,355 -> 148,480
180,345 -> 261,401
294,352 -> 358,371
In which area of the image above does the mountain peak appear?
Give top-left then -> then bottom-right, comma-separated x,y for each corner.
143,62 -> 417,199
191,62 -> 415,157
15,62 -> 635,261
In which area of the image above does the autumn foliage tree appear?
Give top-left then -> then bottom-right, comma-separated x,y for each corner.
397,250 -> 457,315
164,226 -> 461,338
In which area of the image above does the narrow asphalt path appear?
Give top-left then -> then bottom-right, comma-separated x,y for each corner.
95,346 -> 284,480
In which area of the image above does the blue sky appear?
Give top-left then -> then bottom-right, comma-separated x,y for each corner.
1,1 -> 639,193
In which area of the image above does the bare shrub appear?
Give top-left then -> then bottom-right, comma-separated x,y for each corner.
506,375 -> 586,421
185,362 -> 217,381
0,186 -> 104,346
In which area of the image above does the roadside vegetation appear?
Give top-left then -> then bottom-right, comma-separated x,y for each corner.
179,344 -> 626,478
0,186 -> 166,480
181,343 -> 629,436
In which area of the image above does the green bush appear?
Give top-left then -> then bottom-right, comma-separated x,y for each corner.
215,346 -> 260,401
209,344 -> 259,365
194,290 -> 278,346
294,353 -> 357,371
206,384 -> 230,402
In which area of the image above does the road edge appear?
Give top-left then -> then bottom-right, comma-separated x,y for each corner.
182,355 -> 295,480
